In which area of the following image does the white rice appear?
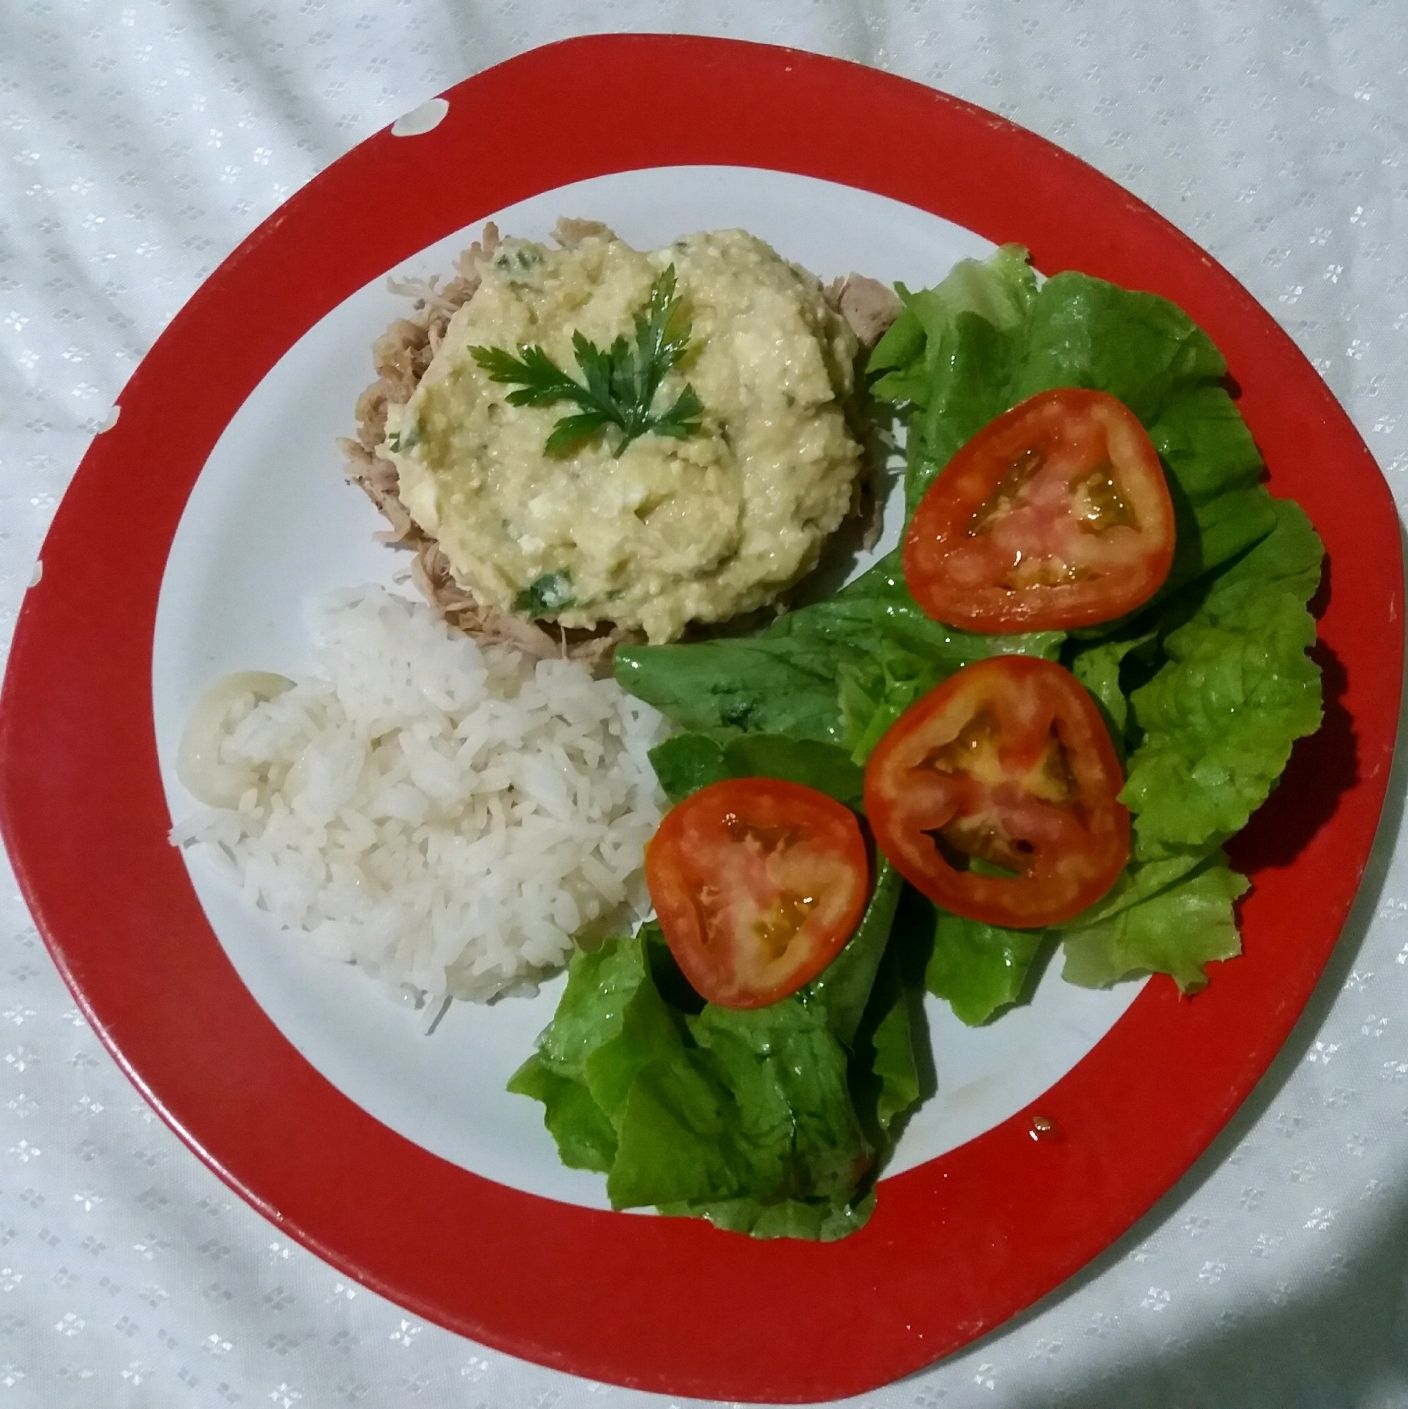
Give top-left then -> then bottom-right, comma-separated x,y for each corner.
169,585 -> 667,1006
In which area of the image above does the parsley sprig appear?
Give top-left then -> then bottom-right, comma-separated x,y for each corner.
469,265 -> 704,457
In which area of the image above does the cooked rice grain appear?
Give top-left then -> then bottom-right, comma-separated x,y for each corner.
169,586 -> 667,1004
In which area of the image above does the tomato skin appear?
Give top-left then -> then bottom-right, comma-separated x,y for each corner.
863,656 -> 1130,929
645,778 -> 871,1010
904,388 -> 1176,632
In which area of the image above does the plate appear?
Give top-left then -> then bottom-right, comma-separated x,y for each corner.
0,34 -> 1400,1403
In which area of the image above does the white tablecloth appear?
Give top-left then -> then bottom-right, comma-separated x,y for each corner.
2,4 -> 1406,1405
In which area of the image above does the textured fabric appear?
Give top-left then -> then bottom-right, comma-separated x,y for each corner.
2,3 -> 1406,1406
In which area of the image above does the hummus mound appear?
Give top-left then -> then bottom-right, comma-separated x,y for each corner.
343,222 -> 899,659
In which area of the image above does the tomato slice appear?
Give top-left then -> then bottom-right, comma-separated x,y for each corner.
863,656 -> 1130,929
645,778 -> 870,1010
904,388 -> 1176,632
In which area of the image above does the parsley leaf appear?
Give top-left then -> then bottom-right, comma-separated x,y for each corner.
469,265 -> 705,457
513,570 -> 575,617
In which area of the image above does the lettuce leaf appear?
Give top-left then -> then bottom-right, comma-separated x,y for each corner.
924,909 -> 1044,1026
1060,854 -> 1249,992
870,243 -> 1038,410
647,731 -> 862,807
615,548 -> 1061,749
612,633 -> 852,743
510,870 -> 920,1240
607,995 -> 869,1214
1122,500 -> 1324,857
1066,626 -> 1159,746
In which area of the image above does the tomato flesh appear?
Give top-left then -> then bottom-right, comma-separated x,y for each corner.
863,656 -> 1130,929
904,388 -> 1176,632
646,778 -> 870,1009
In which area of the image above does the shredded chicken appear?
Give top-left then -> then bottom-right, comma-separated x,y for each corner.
828,274 -> 903,348
341,220 -> 894,664
350,224 -> 499,455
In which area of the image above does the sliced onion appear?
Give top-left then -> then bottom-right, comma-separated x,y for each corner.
177,671 -> 294,808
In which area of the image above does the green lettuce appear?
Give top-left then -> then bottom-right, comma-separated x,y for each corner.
1060,854 -> 1249,991
615,548 -> 1061,748
924,909 -> 1045,1026
1121,500 -> 1324,856
511,868 -> 919,1239
868,248 -> 1323,1008
647,731 -> 862,807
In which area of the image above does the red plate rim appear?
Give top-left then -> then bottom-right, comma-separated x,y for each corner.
0,34 -> 1402,1403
